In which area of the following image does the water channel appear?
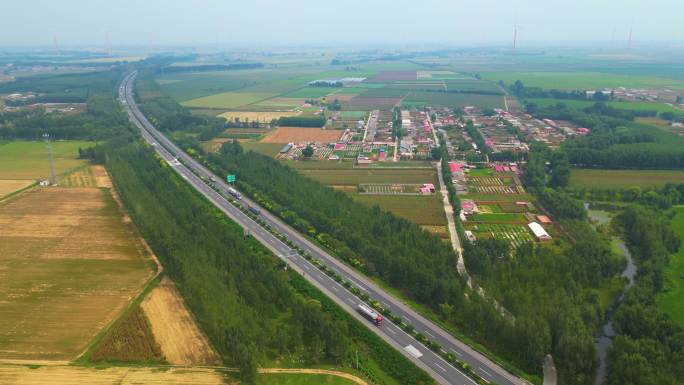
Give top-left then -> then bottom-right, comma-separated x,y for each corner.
587,208 -> 637,385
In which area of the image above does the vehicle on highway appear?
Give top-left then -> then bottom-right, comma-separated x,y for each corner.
228,187 -> 242,199
248,205 -> 261,215
210,176 -> 216,182
357,303 -> 383,326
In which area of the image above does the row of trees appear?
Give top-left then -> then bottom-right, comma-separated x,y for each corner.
570,183 -> 684,210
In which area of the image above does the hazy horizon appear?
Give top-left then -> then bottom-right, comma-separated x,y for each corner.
2,0 -> 683,48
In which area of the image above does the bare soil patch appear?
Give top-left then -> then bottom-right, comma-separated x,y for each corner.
141,277 -> 220,365
261,127 -> 343,143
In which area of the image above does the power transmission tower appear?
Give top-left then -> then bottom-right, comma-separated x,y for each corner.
44,133 -> 58,186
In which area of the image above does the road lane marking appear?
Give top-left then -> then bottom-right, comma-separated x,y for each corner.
346,298 -> 355,305
302,265 -> 310,270
424,331 -> 436,339
434,363 -> 447,372
478,367 -> 493,377
386,327 -> 396,335
449,348 -> 463,356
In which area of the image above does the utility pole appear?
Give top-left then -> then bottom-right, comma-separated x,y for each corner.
44,133 -> 58,186
512,23 -> 518,59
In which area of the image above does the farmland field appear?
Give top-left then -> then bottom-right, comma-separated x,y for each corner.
282,87 -> 336,99
0,365 -> 229,385
0,365 -> 364,385
140,277 -> 220,365
528,98 -> 684,115
462,192 -> 535,202
402,92 -> 504,109
481,71 -> 684,90
466,223 -> 534,248
250,97 -> 307,109
0,180 -> 33,199
352,193 -> 445,227
288,162 -> 437,185
217,110 -> 301,122
182,91 -> 276,108
0,187 -> 154,360
261,127 -> 343,143
90,305 -> 164,363
471,213 -> 526,223
241,142 -> 287,156
285,161 -> 446,236
0,140 -> 94,180
658,205 -> 684,327
569,168 -> 684,189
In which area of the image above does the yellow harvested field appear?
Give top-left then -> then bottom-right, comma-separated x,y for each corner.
91,165 -> 112,188
0,186 -> 154,360
261,127 -> 343,143
141,277 -> 220,365
0,364 -> 369,385
0,180 -> 34,198
217,111 -> 301,122
0,364 -> 228,385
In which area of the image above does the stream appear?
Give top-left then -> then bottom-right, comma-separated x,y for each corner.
588,208 -> 637,385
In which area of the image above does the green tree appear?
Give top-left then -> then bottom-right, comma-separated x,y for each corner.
302,145 -> 314,158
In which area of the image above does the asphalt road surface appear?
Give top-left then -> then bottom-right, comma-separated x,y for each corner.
119,71 -> 524,385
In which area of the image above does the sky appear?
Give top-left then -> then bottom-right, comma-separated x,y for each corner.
2,0 -> 683,47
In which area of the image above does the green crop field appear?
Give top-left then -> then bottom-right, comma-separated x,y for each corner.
658,205 -> 684,327
256,373 -> 358,385
352,194 -> 445,227
289,163 -> 437,185
569,168 -> 684,189
182,91 -> 277,109
468,168 -> 494,177
0,140 -> 94,180
242,142 -> 286,157
444,79 -> 503,94
402,92 -> 504,109
338,111 -> 367,119
482,71 -> 684,90
331,87 -> 366,95
285,160 -> 445,231
528,98 -> 684,115
471,213 -> 526,223
462,192 -> 535,202
282,87 -> 336,99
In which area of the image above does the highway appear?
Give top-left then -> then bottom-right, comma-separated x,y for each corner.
119,71 -> 523,385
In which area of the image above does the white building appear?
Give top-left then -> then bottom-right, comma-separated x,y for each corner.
528,222 -> 551,241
